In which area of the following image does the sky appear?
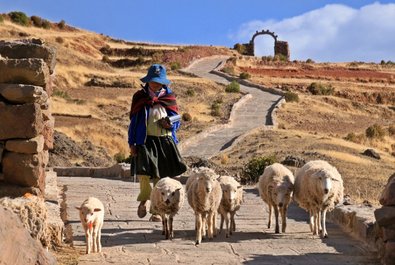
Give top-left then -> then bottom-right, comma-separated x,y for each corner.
1,0 -> 395,62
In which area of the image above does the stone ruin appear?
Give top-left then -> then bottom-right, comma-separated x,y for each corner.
375,173 -> 395,265
0,39 -> 60,264
235,29 -> 290,60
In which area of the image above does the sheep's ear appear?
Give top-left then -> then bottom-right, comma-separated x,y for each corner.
237,185 -> 242,189
75,206 -> 81,211
176,188 -> 181,192
94,208 -> 102,212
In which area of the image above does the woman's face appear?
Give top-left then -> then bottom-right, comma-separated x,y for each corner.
148,82 -> 163,92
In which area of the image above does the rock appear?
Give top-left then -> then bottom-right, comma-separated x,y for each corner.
0,84 -> 48,104
0,207 -> 56,265
0,58 -> 50,90
0,40 -> 56,74
343,194 -> 353,205
384,241 -> 395,265
380,173 -> 395,206
374,206 -> 395,227
362,149 -> 381,160
2,152 -> 46,192
0,183 -> 41,197
0,102 -> 43,140
0,141 -> 4,163
281,155 -> 306,167
42,118 -> 55,150
383,226 -> 395,242
5,135 -> 45,154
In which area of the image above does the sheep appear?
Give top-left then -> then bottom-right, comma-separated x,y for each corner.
187,167 -> 222,245
294,160 -> 344,238
218,175 -> 243,238
258,163 -> 294,234
76,197 -> 104,254
150,177 -> 185,240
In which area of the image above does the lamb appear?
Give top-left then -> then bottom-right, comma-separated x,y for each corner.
150,177 -> 185,240
258,163 -> 294,234
187,167 -> 222,245
218,175 -> 243,238
76,197 -> 104,254
294,160 -> 344,238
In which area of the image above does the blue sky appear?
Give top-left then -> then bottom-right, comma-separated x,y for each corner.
1,1 -> 395,62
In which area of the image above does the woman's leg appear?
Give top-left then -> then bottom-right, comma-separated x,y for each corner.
137,175 -> 151,218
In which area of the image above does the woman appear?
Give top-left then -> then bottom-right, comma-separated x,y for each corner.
128,64 -> 187,221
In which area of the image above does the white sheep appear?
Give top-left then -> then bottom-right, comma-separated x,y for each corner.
187,167 -> 222,245
294,160 -> 344,238
76,197 -> 104,254
150,177 -> 185,239
218,175 -> 243,238
258,163 -> 294,234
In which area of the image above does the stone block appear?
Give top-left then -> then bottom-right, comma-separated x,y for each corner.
43,117 -> 55,150
0,207 -> 56,265
375,206 -> 395,227
380,173 -> 395,206
384,241 -> 395,265
2,152 -> 45,192
0,102 -> 43,140
0,84 -> 48,104
5,135 -> 44,154
0,58 -> 50,90
0,40 -> 56,74
0,141 -> 4,162
383,226 -> 395,242
42,150 -> 49,168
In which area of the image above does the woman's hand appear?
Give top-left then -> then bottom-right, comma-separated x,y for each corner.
130,145 -> 137,157
157,117 -> 172,129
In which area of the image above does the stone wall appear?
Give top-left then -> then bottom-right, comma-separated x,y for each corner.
375,173 -> 395,265
274,41 -> 290,60
0,39 -> 55,196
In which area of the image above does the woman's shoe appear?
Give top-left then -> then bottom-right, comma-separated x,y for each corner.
137,201 -> 147,218
149,214 -> 162,222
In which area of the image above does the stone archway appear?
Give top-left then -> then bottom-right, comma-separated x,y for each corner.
234,29 -> 290,60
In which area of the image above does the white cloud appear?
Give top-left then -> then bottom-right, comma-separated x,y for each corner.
230,3 -> 395,62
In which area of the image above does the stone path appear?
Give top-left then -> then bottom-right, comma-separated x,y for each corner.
179,56 -> 282,158
58,56 -> 379,264
59,176 -> 379,264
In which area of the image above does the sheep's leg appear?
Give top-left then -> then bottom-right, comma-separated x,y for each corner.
268,204 -> 272,229
169,215 -> 174,240
321,209 -> 328,238
195,213 -> 202,245
314,210 -> 320,235
207,212 -> 214,240
230,211 -> 236,234
318,210 -> 322,233
97,222 -> 103,253
202,213 -> 207,238
164,215 -> 170,240
219,213 -> 224,234
213,211 -> 218,237
224,212 -> 230,238
281,205 -> 287,233
274,206 -> 280,234
309,209 -> 314,233
161,214 -> 166,235
85,228 -> 92,254
92,225 -> 99,253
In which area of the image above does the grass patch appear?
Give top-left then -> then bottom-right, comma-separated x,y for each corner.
182,112 -> 192,121
170,62 -> 181,70
9,11 -> 30,26
225,81 -> 240,93
241,155 -> 277,184
239,72 -> 251,79
284,91 -> 299,102
366,124 -> 385,139
307,82 -> 334,95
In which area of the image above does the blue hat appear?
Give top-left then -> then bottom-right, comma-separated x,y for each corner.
140,64 -> 170,85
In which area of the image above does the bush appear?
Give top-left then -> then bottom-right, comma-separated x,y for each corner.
239,72 -> 251,79
31,15 -> 43,27
58,19 -> 66,29
210,102 -> 221,116
53,90 -> 71,100
222,66 -> 234,75
234,43 -> 246,54
306,58 -> 315,63
225,81 -> 240,93
241,155 -> 277,184
102,55 -> 110,63
307,82 -> 334,95
389,125 -> 395,136
185,88 -> 195,97
55,36 -> 64,44
274,54 -> 288,62
284,91 -> 299,102
170,62 -> 181,70
344,132 -> 365,143
0,15 -> 4,24
114,153 -> 127,163
182,112 -> 192,121
366,124 -> 385,139
9,11 -> 30,26
41,20 -> 51,29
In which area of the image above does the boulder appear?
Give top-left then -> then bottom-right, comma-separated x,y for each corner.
0,58 -> 50,90
383,226 -> 395,242
0,102 -> 43,140
0,207 -> 56,265
5,135 -> 45,154
384,241 -> 395,265
362,149 -> 381,160
380,173 -> 395,206
2,152 -> 46,192
281,155 -> 306,167
374,206 -> 395,227
0,84 -> 48,104
0,40 -> 56,74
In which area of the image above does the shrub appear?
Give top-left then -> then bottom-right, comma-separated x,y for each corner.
53,90 -> 71,100
55,36 -> 64,44
307,82 -> 334,95
170,62 -> 181,70
239,72 -> 251,79
234,43 -> 246,54
210,102 -> 221,116
31,15 -> 42,27
388,125 -> 395,136
102,55 -> 110,63
182,112 -> 192,121
0,15 -> 4,24
344,132 -> 365,143
241,155 -> 277,184
274,54 -> 288,62
306,58 -> 315,63
366,124 -> 385,139
9,11 -> 30,26
114,153 -> 127,163
41,20 -> 51,29
58,19 -> 66,29
284,91 -> 299,102
222,66 -> 234,75
262,56 -> 274,62
225,81 -> 240,93
185,88 -> 195,97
